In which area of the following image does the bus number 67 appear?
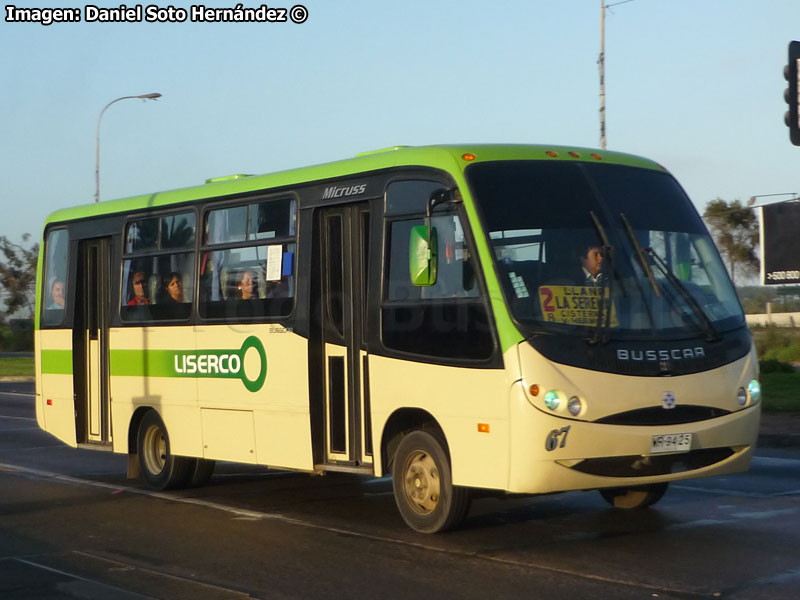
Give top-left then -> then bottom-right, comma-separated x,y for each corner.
545,426 -> 571,451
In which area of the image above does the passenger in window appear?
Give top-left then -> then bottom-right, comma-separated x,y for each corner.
579,245 -> 604,286
164,272 -> 184,303
237,270 -> 258,300
47,279 -> 65,310
127,272 -> 151,305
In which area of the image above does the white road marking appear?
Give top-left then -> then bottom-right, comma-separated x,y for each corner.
0,414 -> 36,421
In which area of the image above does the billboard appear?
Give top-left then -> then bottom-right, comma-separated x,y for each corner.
760,202 -> 800,285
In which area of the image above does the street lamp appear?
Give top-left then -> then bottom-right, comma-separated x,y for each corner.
95,93 -> 162,203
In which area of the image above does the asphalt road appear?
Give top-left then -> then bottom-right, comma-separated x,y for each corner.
2,384 -> 799,599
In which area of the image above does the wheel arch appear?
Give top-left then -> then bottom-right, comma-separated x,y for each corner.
128,406 -> 156,454
379,407 -> 449,476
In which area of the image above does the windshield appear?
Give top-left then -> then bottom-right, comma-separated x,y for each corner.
467,161 -> 744,340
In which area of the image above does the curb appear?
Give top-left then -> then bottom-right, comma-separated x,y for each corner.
0,377 -> 35,382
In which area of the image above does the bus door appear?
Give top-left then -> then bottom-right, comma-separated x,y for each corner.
74,237 -> 112,445
315,203 -> 372,469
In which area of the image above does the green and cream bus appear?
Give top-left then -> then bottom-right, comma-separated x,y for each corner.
35,144 -> 761,532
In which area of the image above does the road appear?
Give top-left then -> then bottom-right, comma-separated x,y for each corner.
1,382 -> 799,599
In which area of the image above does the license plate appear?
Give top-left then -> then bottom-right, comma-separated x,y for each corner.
650,433 -> 692,454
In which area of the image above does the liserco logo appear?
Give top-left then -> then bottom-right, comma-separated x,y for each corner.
172,336 -> 267,392
111,336 -> 268,392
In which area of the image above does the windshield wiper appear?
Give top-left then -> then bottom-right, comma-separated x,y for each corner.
588,211 -> 613,345
620,213 -> 660,297
645,248 -> 721,342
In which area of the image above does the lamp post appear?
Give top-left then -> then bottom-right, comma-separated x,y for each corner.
95,93 -> 161,203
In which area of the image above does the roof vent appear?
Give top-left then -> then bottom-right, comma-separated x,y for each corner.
205,174 -> 253,184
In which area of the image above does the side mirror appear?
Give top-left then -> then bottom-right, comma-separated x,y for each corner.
409,225 -> 438,286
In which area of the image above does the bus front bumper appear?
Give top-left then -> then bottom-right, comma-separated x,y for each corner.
507,390 -> 761,494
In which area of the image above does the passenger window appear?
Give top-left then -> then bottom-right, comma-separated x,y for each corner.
161,213 -> 196,249
199,243 -> 296,319
199,197 -> 297,320
120,211 -> 196,322
205,198 -> 296,245
42,229 -> 69,327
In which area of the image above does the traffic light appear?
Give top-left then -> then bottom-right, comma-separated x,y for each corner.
785,41 -> 800,146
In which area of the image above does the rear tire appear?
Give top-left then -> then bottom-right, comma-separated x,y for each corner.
599,482 -> 669,509
392,429 -> 471,533
136,410 -> 192,490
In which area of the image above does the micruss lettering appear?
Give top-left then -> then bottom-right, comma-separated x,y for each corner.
5,5 -> 81,26
322,184 -> 367,200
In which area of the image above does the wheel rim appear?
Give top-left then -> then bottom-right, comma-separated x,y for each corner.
142,424 -> 167,475
402,450 -> 440,515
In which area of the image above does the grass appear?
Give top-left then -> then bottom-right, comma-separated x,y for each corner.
0,357 -> 34,377
761,371 -> 800,413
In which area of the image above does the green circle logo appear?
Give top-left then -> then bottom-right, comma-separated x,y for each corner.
239,335 -> 267,392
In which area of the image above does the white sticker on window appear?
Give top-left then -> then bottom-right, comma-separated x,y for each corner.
266,245 -> 283,281
509,271 -> 529,298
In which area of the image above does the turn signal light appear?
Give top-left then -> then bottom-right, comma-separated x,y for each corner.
461,153 -> 476,161
477,423 -> 490,433
529,384 -> 540,397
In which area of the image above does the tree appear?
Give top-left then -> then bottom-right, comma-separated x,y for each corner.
0,234 -> 39,318
703,198 -> 759,286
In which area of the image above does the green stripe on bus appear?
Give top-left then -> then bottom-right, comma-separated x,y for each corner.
40,350 -> 73,375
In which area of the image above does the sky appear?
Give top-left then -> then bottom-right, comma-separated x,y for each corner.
1,0 -> 799,244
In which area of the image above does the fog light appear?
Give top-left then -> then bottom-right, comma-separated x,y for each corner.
568,396 -> 582,416
544,390 -> 561,411
736,387 -> 747,406
748,380 -> 761,403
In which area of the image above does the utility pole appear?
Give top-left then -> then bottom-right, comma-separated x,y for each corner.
599,0 -> 635,150
599,0 -> 606,149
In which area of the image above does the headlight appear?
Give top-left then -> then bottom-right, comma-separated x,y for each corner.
568,396 -> 583,416
544,390 -> 561,411
736,387 -> 748,406
748,380 -> 761,404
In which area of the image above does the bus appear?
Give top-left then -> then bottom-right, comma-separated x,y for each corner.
35,144 -> 761,533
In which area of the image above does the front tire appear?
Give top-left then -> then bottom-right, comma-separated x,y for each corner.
136,410 -> 192,490
599,482 -> 669,509
392,429 -> 471,533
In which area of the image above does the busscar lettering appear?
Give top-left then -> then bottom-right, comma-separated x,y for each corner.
617,347 -> 705,361
5,5 -> 81,26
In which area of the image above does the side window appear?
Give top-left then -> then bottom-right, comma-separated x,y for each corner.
121,211 -> 196,322
42,229 -> 69,327
381,182 -> 494,361
199,197 -> 297,319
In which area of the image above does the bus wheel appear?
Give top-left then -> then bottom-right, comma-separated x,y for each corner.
136,410 -> 191,490
599,482 -> 669,509
392,429 -> 471,533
